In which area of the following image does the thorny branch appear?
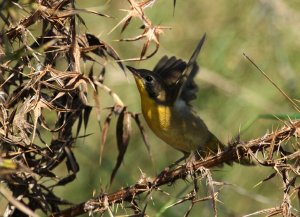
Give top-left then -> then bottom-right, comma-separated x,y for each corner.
110,0 -> 170,61
51,121 -> 300,217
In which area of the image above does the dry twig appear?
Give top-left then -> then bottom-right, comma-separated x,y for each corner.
51,121 -> 300,217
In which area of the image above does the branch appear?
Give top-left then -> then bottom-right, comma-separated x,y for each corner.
50,120 -> 300,217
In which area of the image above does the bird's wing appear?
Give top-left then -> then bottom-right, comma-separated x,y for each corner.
174,33 -> 206,104
153,34 -> 206,105
153,56 -> 186,86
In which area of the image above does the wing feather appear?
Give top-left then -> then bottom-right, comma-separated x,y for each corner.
174,34 -> 206,103
152,34 -> 206,105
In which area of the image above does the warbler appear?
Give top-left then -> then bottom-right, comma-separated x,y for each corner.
127,34 -> 225,159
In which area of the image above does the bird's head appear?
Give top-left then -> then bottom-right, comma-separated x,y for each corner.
127,66 -> 167,103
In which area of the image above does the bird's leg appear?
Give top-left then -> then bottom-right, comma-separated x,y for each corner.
168,154 -> 189,168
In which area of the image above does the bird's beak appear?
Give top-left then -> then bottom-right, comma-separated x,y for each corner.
126,66 -> 141,78
126,66 -> 145,93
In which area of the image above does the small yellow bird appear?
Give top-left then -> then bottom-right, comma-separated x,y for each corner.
127,34 -> 225,159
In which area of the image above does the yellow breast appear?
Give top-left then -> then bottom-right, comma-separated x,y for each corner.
134,77 -> 212,153
140,92 -> 202,152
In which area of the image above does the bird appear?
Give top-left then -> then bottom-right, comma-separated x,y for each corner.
127,34 -> 226,161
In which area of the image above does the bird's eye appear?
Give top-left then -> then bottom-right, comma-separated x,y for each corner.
145,75 -> 153,83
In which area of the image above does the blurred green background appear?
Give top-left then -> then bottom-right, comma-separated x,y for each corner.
1,0 -> 300,216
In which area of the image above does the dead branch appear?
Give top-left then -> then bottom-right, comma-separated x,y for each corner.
50,120 -> 300,217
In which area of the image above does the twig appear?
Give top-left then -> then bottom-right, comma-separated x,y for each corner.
50,120 -> 300,217
0,185 -> 40,217
243,53 -> 300,112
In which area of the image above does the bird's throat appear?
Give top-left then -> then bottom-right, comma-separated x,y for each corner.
140,92 -> 172,133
